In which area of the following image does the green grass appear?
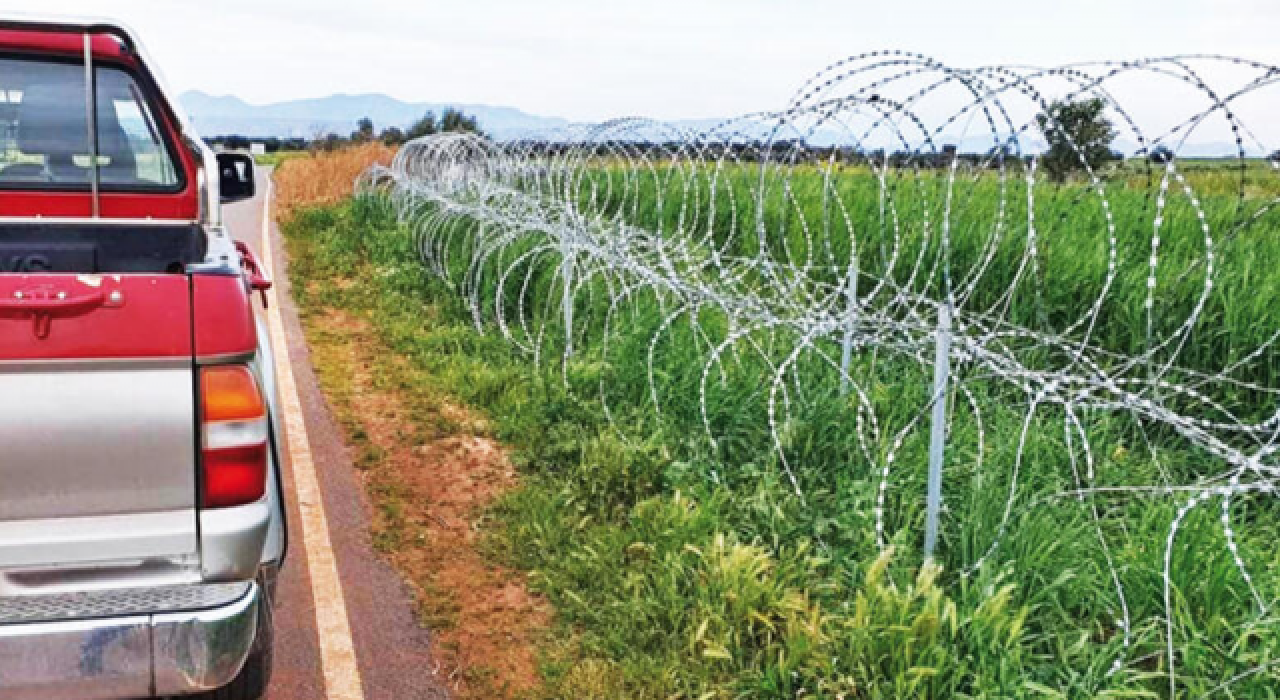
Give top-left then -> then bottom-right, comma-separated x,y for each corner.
559,161 -> 1280,388
254,150 -> 309,167
282,157 -> 1280,698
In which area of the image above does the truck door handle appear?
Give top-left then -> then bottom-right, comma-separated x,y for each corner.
0,289 -> 106,313
0,288 -> 109,339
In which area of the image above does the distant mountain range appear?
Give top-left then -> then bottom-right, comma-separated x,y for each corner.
179,90 -> 570,140
178,91 -> 1267,157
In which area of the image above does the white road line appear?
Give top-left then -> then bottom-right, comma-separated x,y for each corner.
259,180 -> 367,700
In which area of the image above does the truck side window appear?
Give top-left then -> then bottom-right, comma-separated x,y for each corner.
0,57 -> 181,191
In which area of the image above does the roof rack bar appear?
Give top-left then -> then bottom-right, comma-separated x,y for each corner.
0,18 -> 135,51
82,32 -> 100,218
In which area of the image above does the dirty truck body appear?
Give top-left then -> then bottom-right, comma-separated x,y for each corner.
0,18 -> 287,699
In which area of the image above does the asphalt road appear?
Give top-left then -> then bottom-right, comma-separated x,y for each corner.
223,169 -> 449,700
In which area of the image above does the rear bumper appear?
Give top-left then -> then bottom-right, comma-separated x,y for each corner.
0,581 -> 259,698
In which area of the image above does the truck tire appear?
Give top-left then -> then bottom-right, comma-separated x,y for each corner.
200,585 -> 274,700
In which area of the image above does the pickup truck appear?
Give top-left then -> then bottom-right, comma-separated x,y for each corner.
0,17 -> 286,700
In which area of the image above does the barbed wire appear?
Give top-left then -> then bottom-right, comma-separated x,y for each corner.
359,52 -> 1280,693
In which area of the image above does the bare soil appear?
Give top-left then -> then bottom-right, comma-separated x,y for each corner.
304,308 -> 550,699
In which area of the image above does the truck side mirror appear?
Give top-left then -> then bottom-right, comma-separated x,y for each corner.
218,152 -> 256,203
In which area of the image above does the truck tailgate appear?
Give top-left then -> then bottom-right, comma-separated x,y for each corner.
0,274 -> 197,576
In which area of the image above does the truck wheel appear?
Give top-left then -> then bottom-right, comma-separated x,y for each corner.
200,585 -> 274,700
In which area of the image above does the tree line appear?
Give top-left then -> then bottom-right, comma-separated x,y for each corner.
206,100 -> 1270,177
521,100 -> 1259,178
205,107 -> 484,153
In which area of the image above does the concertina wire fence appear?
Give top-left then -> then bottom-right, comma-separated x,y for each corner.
356,52 -> 1280,691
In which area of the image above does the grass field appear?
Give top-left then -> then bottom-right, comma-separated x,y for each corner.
554,159 -> 1280,380
282,149 -> 1280,698
252,150 -> 309,168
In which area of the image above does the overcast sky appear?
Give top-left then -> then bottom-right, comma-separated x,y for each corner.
1,0 -> 1277,125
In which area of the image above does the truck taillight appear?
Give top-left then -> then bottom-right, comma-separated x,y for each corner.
200,365 -> 268,508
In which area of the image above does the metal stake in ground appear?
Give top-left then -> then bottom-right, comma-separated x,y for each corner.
562,251 -> 574,360
924,304 -> 952,562
839,254 -> 859,395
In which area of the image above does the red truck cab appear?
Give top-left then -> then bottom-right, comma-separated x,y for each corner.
0,17 -> 285,700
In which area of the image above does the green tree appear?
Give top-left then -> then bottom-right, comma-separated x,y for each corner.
439,107 -> 482,135
404,108 -> 483,143
379,126 -> 406,146
1035,98 -> 1118,182
314,132 -> 344,153
351,117 -> 375,143
406,111 -> 438,141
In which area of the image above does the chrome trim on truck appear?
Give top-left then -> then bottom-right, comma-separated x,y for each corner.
0,581 -> 259,699
0,582 -> 249,624
152,583 -> 258,695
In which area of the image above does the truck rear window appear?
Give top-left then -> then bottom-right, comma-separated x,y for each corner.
0,57 -> 181,191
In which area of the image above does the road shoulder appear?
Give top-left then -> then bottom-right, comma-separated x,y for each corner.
262,177 -> 449,700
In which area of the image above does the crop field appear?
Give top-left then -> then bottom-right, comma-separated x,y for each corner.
287,53 -> 1280,697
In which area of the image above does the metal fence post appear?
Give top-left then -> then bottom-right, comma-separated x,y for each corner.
840,325 -> 854,395
923,304 -> 952,562
840,270 -> 857,395
562,251 -> 574,358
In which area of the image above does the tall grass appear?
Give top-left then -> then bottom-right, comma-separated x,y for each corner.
284,161 -> 1280,696
565,161 -> 1280,389
271,142 -> 394,219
